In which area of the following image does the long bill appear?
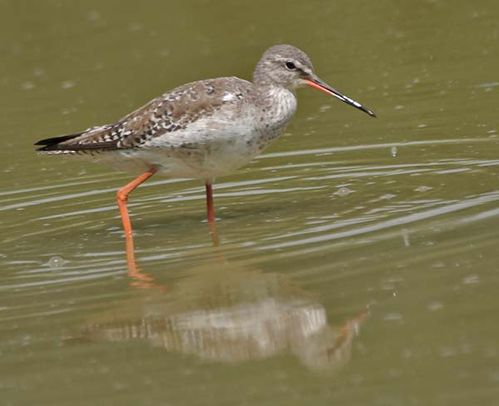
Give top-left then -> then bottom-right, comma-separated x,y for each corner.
304,78 -> 376,117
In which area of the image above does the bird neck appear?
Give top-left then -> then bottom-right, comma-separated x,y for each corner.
252,60 -> 270,87
255,84 -> 297,134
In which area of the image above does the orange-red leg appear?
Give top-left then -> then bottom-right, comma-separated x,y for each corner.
116,168 -> 157,236
205,181 -> 216,223
205,181 -> 220,245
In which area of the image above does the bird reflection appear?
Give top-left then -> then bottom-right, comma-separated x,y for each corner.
81,224 -> 368,371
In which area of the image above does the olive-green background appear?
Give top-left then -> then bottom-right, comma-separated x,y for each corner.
1,1 -> 498,405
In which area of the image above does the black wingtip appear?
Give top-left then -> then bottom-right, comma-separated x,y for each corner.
34,132 -> 88,152
34,133 -> 83,147
35,130 -> 119,152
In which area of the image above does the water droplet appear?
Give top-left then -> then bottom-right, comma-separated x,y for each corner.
87,10 -> 101,22
380,193 -> 396,200
48,256 -> 66,268
383,313 -> 403,321
462,274 -> 480,285
33,67 -> 45,77
333,187 -> 354,197
427,302 -> 443,311
21,81 -> 35,90
61,80 -> 76,89
414,185 -> 433,192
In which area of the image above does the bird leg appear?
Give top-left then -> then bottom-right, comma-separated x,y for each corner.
116,168 -> 157,236
205,181 -> 220,246
205,181 -> 216,223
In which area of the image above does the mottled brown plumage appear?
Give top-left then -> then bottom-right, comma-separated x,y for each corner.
36,78 -> 252,152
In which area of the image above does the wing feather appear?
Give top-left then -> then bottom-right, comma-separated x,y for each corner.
35,77 -> 253,153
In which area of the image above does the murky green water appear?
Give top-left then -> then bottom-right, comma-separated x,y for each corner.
1,0 -> 499,405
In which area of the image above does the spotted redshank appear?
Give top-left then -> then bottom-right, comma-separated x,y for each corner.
35,44 -> 375,236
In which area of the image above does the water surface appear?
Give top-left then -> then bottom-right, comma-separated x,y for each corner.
1,1 -> 498,405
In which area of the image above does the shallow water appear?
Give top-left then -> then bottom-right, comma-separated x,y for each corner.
1,1 -> 499,405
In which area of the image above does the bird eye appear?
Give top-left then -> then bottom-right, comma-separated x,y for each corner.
285,61 -> 296,70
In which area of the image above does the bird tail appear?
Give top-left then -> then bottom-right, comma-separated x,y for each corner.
34,124 -> 120,153
34,132 -> 85,152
